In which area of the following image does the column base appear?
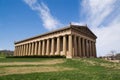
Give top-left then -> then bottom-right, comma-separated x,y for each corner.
66,55 -> 72,58
55,52 -> 60,55
60,51 -> 65,56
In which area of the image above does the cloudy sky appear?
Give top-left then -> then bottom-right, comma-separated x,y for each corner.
0,0 -> 120,56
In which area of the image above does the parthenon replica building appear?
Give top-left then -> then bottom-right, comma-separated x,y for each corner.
14,24 -> 97,58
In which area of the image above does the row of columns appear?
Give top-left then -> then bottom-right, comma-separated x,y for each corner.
72,35 -> 96,58
14,35 -> 69,57
14,35 -> 96,58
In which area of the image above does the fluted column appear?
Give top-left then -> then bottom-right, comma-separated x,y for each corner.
26,43 -> 29,56
30,43 -> 32,56
25,44 -> 27,56
63,35 -> 66,55
34,42 -> 38,55
57,37 -> 60,55
28,43 -> 31,56
19,45 -> 21,56
27,44 -> 29,56
22,44 -> 24,56
24,44 -> 26,56
90,41 -> 93,57
78,37 -> 82,57
67,35 -> 73,58
18,46 -> 21,56
74,35 -> 77,57
21,45 -> 23,56
42,40 -> 45,55
89,41 -> 92,57
34,42 -> 37,55
91,41 -> 94,57
31,42 -> 34,56
87,40 -> 90,57
93,42 -> 96,57
19,46 -> 21,56
40,41 -> 42,55
26,44 -> 27,56
17,46 -> 19,56
82,38 -> 85,57
38,41 -> 41,56
51,38 -> 55,55
22,45 -> 24,56
18,46 -> 20,56
26,44 -> 28,56
86,39 -> 89,57
46,39 -> 50,56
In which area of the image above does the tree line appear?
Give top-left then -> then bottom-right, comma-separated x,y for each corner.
0,50 -> 13,57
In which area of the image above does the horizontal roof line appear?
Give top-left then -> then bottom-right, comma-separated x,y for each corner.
15,24 -> 88,44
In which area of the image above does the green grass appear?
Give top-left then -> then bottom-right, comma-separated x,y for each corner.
0,57 -> 120,80
0,54 -> 6,59
0,57 -> 51,62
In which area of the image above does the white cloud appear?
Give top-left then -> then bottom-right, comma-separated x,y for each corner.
92,15 -> 120,56
82,0 -> 116,27
23,0 -> 61,30
81,0 -> 120,56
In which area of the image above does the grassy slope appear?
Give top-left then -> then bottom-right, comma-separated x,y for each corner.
0,58 -> 120,80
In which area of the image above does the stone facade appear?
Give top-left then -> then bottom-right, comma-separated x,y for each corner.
14,24 -> 97,58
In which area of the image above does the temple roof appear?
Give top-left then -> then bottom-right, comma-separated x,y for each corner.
15,24 -> 97,44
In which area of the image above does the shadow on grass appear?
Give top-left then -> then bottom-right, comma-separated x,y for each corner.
6,55 -> 66,58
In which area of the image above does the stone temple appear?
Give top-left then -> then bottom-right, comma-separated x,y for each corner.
14,24 -> 97,58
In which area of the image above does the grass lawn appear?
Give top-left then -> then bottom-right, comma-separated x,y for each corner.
0,57 -> 120,80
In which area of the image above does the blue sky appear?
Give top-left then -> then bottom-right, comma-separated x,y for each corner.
0,0 -> 120,56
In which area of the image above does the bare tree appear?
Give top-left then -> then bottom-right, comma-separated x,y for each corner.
110,50 -> 116,60
110,50 -> 116,56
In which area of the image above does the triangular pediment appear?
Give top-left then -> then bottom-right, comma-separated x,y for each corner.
71,25 -> 97,39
